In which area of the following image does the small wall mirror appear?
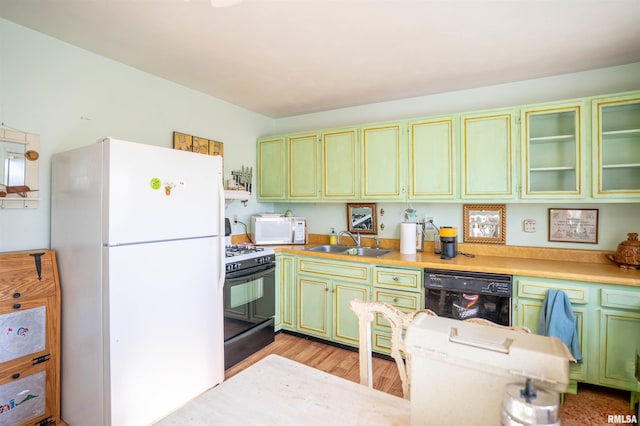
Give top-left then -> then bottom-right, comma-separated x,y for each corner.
347,203 -> 377,235
0,128 -> 40,208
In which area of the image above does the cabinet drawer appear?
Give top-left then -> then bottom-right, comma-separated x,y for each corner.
374,289 -> 421,329
0,252 -> 57,300
601,288 -> 640,310
516,277 -> 589,304
373,330 -> 392,354
374,267 -> 422,291
297,257 -> 370,283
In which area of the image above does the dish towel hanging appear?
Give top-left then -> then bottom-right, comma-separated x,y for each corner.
538,289 -> 583,363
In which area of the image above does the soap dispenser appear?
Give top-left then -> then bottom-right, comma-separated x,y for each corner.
329,228 -> 337,245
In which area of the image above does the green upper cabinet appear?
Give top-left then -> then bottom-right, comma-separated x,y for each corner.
289,133 -> 321,200
592,92 -> 640,199
361,122 -> 404,200
322,128 -> 359,200
408,117 -> 456,200
257,136 -> 287,200
520,102 -> 586,198
461,110 -> 516,199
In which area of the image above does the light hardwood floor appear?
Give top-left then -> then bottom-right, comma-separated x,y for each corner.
225,332 -> 404,397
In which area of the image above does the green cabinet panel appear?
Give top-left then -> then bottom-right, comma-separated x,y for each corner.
276,254 -> 295,331
521,103 -> 586,198
592,93 -> 640,199
514,275 -> 640,397
462,111 -> 516,198
257,136 -> 287,200
371,266 -> 423,355
515,297 -> 588,381
409,117 -> 456,199
599,309 -> 640,391
322,128 -> 359,199
361,123 -> 404,200
297,276 -> 330,338
297,257 -> 370,283
289,133 -> 321,200
333,282 -> 370,345
295,255 -> 372,347
257,90 -> 639,203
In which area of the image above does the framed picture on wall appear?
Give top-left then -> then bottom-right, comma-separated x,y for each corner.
173,131 -> 193,151
347,203 -> 377,235
463,204 -> 506,244
548,208 -> 598,244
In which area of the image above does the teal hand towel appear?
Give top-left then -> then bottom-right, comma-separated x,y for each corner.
538,289 -> 583,363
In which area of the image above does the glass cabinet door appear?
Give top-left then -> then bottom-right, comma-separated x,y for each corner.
593,94 -> 640,199
521,104 -> 584,198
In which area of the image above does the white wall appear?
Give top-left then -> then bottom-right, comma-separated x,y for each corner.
273,63 -> 640,134
0,18 -> 274,253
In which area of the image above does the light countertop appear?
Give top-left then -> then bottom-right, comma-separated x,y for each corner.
267,242 -> 639,287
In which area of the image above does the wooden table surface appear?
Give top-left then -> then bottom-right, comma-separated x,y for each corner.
155,354 -> 410,426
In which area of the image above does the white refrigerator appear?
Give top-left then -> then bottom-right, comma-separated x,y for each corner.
51,137 -> 225,425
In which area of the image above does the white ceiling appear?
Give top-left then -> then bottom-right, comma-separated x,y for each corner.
2,0 -> 640,118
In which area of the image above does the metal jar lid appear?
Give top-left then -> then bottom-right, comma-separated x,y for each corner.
502,379 -> 561,426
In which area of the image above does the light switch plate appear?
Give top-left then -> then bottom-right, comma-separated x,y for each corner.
523,219 -> 536,233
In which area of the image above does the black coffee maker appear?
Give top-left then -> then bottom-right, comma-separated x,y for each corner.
439,227 -> 457,260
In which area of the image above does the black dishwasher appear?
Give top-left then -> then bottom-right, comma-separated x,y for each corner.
424,268 -> 513,326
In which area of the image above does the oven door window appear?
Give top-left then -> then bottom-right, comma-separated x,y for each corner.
229,280 -> 263,309
224,268 -> 275,341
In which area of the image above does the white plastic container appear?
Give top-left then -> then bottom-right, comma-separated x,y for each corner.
405,315 -> 572,426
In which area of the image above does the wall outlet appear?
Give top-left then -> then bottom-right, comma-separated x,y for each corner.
523,219 -> 536,233
233,214 -> 238,224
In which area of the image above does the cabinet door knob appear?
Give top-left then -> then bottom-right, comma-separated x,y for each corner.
13,303 -> 21,309
13,292 -> 21,299
11,373 -> 20,379
393,297 -> 399,303
392,276 -> 400,282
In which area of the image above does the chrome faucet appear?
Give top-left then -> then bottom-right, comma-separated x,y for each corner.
373,236 -> 380,249
338,230 -> 361,247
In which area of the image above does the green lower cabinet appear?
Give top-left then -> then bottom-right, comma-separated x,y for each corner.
296,274 -> 369,346
297,275 -> 331,338
371,266 -> 423,355
599,287 -> 640,394
513,275 -> 640,399
333,282 -> 370,345
515,297 -> 588,381
295,256 -> 372,346
276,254 -> 296,331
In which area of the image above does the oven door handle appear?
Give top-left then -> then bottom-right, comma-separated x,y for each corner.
449,327 -> 513,354
225,266 -> 274,284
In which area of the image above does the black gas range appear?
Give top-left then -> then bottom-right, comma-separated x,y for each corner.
223,244 -> 276,369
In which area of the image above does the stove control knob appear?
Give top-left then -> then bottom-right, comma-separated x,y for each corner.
226,263 -> 240,272
488,282 -> 496,293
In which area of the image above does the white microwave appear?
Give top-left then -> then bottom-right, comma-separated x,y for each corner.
250,215 -> 307,245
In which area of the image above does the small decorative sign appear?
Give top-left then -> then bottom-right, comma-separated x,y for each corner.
548,208 -> 599,244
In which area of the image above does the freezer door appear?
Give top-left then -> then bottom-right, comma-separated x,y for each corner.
104,138 -> 224,245
107,237 -> 224,425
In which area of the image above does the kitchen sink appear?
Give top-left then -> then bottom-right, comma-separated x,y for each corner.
306,244 -> 391,258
